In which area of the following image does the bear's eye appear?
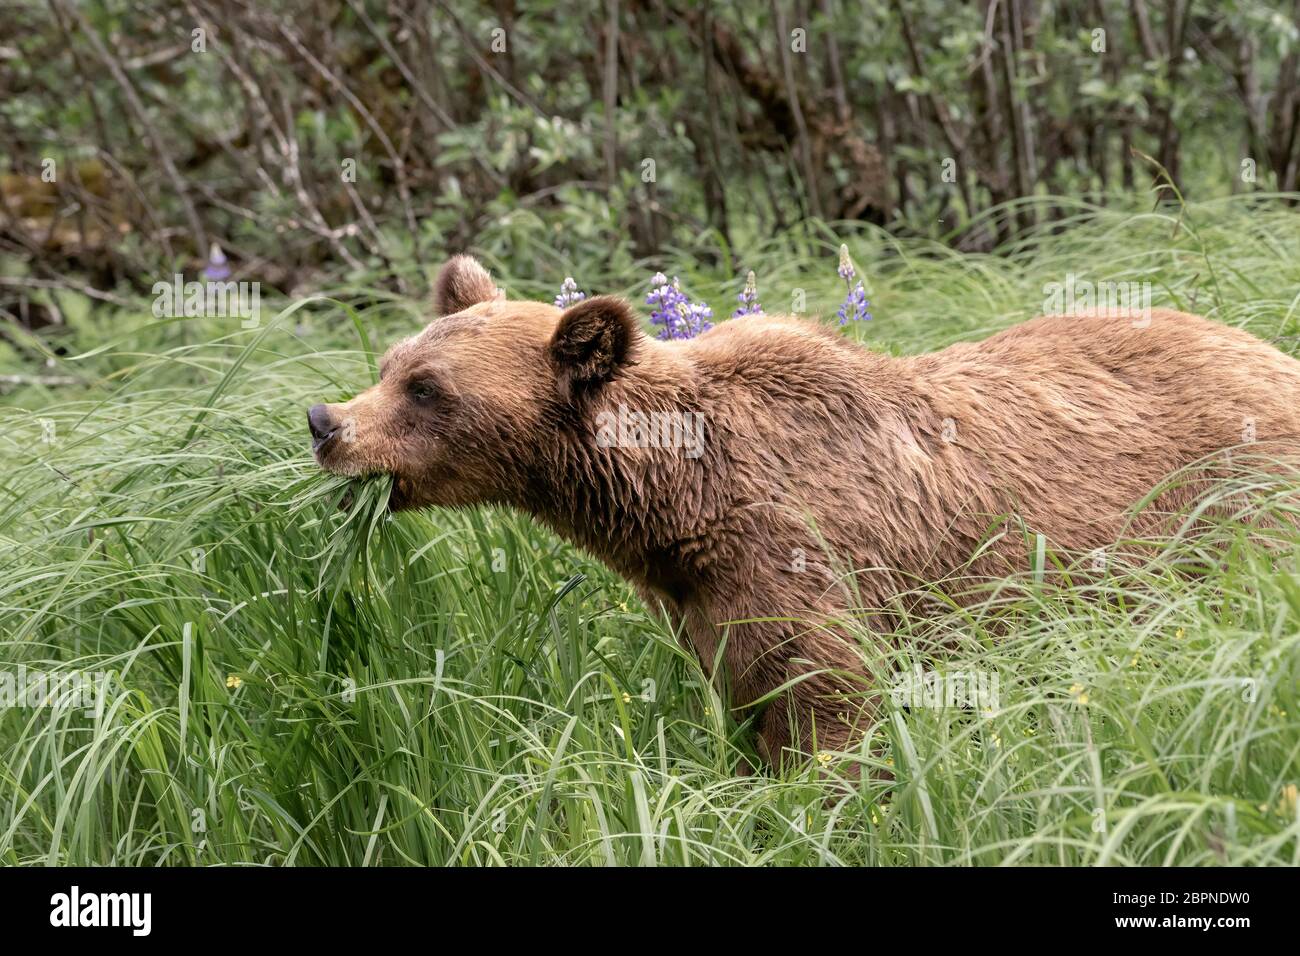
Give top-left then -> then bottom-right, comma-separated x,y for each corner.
408,380 -> 440,402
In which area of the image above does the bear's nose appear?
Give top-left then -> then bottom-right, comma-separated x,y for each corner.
307,404 -> 337,444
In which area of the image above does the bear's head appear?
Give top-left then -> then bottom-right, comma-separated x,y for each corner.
308,255 -> 641,511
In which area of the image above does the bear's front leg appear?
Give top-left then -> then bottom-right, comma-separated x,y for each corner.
743,630 -> 878,775
755,680 -> 873,773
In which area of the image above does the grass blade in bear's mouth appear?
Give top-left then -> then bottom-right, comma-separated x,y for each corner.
290,472 -> 393,594
295,472 -> 378,515
331,475 -> 388,523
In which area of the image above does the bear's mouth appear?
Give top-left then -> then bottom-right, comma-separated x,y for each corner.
387,476 -> 414,512
331,475 -> 410,514
326,469 -> 418,515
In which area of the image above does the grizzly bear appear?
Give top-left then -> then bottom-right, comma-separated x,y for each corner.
309,255 -> 1300,771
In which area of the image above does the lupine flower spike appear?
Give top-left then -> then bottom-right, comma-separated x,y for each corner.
836,244 -> 871,324
204,242 -> 231,281
646,272 -> 686,338
679,298 -> 715,337
554,276 -> 586,308
647,273 -> 713,340
732,270 -> 763,317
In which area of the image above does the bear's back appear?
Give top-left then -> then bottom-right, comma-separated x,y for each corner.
678,308 -> 1300,601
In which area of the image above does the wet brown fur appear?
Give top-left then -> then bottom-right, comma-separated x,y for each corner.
314,257 -> 1300,769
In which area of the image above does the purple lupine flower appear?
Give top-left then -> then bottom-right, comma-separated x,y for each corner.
646,273 -> 685,338
204,243 -> 231,281
554,276 -> 586,309
647,273 -> 714,340
837,282 -> 870,324
732,270 -> 763,317
835,244 -> 871,324
679,301 -> 714,337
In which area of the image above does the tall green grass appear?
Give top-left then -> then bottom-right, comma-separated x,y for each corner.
1,197 -> 1299,865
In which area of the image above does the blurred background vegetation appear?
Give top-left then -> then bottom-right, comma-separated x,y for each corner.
2,0 -> 1298,323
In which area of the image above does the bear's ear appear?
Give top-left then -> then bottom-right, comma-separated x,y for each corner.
433,255 -> 500,316
548,295 -> 640,400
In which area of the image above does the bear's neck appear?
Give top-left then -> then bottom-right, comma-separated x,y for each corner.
522,348 -> 716,606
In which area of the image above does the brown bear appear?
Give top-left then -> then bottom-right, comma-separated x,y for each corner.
309,255 -> 1300,770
